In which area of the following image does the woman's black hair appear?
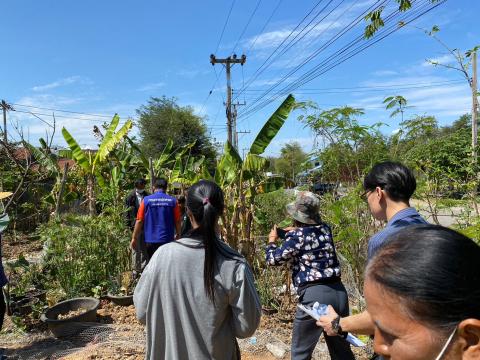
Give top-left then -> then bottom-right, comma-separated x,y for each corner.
363,161 -> 416,202
367,225 -> 480,333
186,180 -> 225,303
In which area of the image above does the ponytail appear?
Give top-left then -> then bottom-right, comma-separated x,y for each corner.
186,180 -> 225,303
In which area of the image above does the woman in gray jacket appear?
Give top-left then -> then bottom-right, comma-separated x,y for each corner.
134,180 -> 261,360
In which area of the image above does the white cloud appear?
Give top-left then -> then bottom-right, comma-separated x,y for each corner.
372,70 -> 399,77
136,82 -> 166,92
352,75 -> 471,120
177,69 -> 210,79
32,76 -> 92,92
7,94 -> 138,148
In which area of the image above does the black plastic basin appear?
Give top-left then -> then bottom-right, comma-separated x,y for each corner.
40,297 -> 100,337
106,293 -> 134,306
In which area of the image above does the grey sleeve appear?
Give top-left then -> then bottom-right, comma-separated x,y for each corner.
229,262 -> 262,338
133,264 -> 154,324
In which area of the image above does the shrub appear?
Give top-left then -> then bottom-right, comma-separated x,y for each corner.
319,188 -> 380,291
254,189 -> 294,236
39,214 -> 130,298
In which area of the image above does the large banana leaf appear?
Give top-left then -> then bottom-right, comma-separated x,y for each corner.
242,153 -> 268,181
24,142 -> 59,175
95,169 -> 107,189
154,139 -> 185,172
200,164 -> 213,181
58,149 -> 73,159
170,155 -> 189,185
95,116 -> 132,167
215,141 -> 242,186
62,127 -> 91,173
126,136 -> 149,170
249,94 -> 296,155
258,177 -> 284,194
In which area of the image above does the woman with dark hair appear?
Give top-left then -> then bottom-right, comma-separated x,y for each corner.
365,225 -> 480,359
266,191 -> 355,359
133,180 -> 261,360
317,161 -> 428,340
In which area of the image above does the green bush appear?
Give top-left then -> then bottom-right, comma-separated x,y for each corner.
458,222 -> 480,245
39,214 -> 130,298
319,188 -> 379,290
253,189 -> 294,236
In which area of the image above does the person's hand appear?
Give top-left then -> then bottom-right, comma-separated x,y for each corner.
316,305 -> 340,336
130,237 -> 137,249
268,225 -> 278,244
175,234 -> 180,240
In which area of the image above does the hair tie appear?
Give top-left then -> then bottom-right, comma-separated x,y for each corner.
202,197 -> 210,205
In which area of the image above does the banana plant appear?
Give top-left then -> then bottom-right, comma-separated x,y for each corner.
23,139 -> 78,214
62,114 -> 133,215
215,94 -> 296,258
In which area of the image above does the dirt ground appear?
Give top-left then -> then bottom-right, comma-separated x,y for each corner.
2,300 -> 370,359
2,233 -> 43,261
1,233 -> 370,359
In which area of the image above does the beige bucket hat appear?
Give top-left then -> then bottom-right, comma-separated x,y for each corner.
0,192 -> 13,200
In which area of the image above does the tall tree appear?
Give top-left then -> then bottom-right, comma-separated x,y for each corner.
275,142 -> 309,182
137,96 -> 217,169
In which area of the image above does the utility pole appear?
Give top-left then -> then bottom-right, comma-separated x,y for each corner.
472,51 -> 478,163
210,54 -> 246,146
1,100 -> 13,145
232,101 -> 246,150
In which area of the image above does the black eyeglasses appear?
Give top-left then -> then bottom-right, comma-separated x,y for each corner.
360,190 -> 370,202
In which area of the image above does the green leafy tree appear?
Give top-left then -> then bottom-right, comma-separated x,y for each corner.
275,142 -> 309,182
300,105 -> 388,182
136,96 -> 217,170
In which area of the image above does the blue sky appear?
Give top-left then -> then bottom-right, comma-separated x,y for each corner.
2,0 -> 478,156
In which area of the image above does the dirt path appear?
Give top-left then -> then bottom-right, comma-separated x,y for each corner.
1,301 -> 370,359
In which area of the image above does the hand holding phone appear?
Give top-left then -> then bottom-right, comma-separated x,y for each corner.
276,227 -> 287,239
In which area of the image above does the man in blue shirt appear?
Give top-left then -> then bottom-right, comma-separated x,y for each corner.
131,179 -> 181,260
316,162 -> 427,345
0,191 -> 13,332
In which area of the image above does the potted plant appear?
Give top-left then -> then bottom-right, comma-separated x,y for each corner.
106,271 -> 137,306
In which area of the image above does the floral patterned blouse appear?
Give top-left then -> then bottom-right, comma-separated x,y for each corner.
265,224 -> 341,289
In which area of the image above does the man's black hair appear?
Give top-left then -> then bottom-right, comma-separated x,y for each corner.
135,178 -> 147,187
177,194 -> 186,204
363,161 -> 416,202
154,178 -> 168,190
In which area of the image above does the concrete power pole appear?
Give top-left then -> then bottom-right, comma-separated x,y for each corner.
210,54 -> 246,146
232,101 -> 246,150
1,100 -> 13,145
472,51 -> 478,163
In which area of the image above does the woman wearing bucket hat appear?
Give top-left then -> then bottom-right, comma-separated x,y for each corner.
266,191 -> 354,360
0,191 -> 13,332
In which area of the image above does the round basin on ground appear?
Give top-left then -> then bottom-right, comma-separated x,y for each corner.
106,293 -> 134,306
40,297 -> 100,337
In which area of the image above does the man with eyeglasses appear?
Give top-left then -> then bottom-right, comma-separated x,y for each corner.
316,162 -> 427,359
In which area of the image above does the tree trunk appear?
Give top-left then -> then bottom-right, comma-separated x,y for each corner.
87,175 -> 96,216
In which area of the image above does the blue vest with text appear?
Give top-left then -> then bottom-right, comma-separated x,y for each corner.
143,191 -> 176,244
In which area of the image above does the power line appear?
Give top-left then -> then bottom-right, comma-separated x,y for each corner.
238,0 -> 444,121
9,102 -> 120,119
233,0 -> 327,102
245,0 -> 284,55
231,0 -> 263,54
235,79 -> 464,93
214,0 -> 237,55
237,0 -> 386,118
12,109 -> 132,123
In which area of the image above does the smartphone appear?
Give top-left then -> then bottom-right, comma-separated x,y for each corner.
276,227 -> 287,239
